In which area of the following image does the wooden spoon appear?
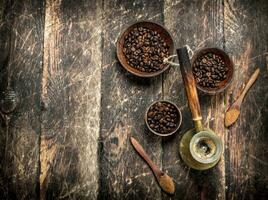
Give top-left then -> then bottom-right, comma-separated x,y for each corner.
130,137 -> 175,194
225,68 -> 260,127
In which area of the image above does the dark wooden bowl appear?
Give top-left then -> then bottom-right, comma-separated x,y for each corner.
191,48 -> 234,95
145,100 -> 182,137
117,21 -> 174,78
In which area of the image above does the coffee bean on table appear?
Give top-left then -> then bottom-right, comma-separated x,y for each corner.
147,101 -> 180,135
123,27 -> 170,73
193,52 -> 229,89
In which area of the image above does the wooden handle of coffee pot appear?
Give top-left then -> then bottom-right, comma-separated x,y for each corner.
177,47 -> 203,132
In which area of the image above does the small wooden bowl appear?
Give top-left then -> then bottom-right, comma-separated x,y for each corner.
145,100 -> 182,137
191,48 -> 234,95
117,21 -> 174,78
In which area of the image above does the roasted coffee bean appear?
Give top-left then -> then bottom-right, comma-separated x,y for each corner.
193,52 -> 229,89
147,101 -> 180,134
123,27 -> 170,73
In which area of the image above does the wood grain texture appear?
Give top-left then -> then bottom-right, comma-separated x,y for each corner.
224,0 -> 268,199
99,0 -> 164,199
163,0 -> 226,199
40,0 -> 102,199
0,0 -> 44,199
0,0 -> 267,199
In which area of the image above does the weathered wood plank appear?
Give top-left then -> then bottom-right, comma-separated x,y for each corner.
163,0 -> 226,199
0,0 -> 267,199
99,0 -> 165,199
224,0 -> 268,199
0,0 -> 44,199
40,0 -> 102,199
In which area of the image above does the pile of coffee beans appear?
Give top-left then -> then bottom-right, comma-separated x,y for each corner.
193,52 -> 229,88
147,101 -> 179,134
123,27 -> 169,73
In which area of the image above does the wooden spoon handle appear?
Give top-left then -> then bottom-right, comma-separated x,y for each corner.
177,47 -> 203,131
237,68 -> 260,105
130,137 -> 162,176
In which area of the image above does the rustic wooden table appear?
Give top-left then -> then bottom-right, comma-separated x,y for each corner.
0,0 -> 267,199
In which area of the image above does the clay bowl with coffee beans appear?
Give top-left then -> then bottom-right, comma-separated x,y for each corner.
191,48 -> 234,95
117,21 -> 174,77
145,100 -> 182,136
